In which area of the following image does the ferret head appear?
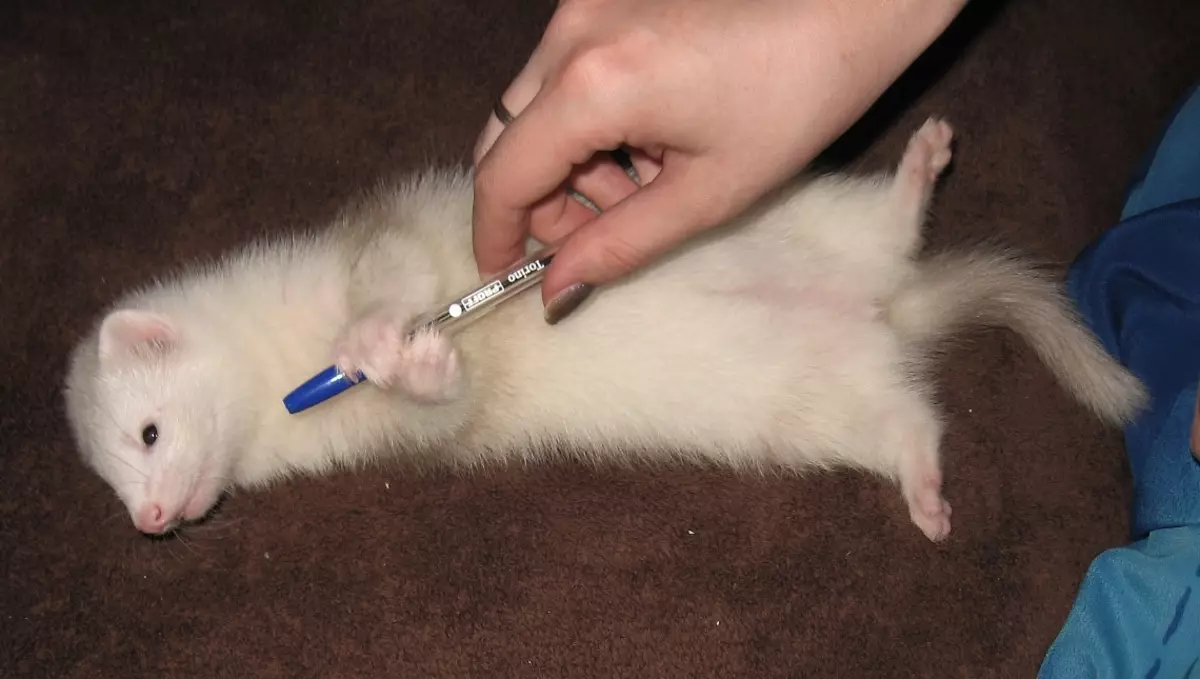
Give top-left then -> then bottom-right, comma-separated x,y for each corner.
64,307 -> 244,536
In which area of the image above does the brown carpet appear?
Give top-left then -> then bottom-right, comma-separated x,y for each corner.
3,0 -> 1199,677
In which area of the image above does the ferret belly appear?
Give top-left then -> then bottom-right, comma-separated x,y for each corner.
454,276 -> 901,468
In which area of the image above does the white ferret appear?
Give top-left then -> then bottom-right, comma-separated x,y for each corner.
62,118 -> 1147,543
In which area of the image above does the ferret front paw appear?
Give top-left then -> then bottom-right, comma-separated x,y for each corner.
333,312 -> 462,403
395,328 -> 463,403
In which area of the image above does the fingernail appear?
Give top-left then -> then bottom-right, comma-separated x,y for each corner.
544,283 -> 593,325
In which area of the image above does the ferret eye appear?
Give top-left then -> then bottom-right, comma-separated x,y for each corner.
141,424 -> 159,447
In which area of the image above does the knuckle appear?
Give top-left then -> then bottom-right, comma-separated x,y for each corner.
542,1 -> 594,44
558,30 -> 654,99
472,161 -> 507,208
593,232 -> 647,277
558,46 -> 622,97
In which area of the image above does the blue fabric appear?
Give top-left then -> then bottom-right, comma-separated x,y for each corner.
1065,199 -> 1200,539
1121,82 -> 1200,222
1037,393 -> 1200,677
1038,82 -> 1200,679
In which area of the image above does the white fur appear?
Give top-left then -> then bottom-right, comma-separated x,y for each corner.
62,119 -> 1147,541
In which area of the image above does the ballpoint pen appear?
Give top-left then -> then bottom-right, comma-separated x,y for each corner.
282,241 -> 559,414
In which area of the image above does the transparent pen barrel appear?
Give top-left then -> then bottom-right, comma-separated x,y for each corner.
413,244 -> 557,335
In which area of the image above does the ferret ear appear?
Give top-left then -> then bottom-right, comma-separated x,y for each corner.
97,309 -> 178,364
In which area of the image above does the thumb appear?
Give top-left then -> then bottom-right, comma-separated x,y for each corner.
540,159 -> 732,322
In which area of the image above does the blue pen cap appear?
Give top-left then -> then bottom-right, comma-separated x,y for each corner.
282,365 -> 366,414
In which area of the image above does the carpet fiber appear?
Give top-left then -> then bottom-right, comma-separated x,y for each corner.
3,1 -> 1199,677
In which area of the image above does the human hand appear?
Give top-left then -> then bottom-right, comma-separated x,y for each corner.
471,0 -> 967,323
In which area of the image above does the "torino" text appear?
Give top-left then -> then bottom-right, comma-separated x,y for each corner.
506,259 -> 545,283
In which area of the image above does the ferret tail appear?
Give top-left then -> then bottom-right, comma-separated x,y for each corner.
884,248 -> 1148,426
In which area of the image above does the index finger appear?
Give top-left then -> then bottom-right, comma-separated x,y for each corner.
472,86 -> 625,276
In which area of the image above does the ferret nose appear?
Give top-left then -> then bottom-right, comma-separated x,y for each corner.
135,503 -> 175,534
